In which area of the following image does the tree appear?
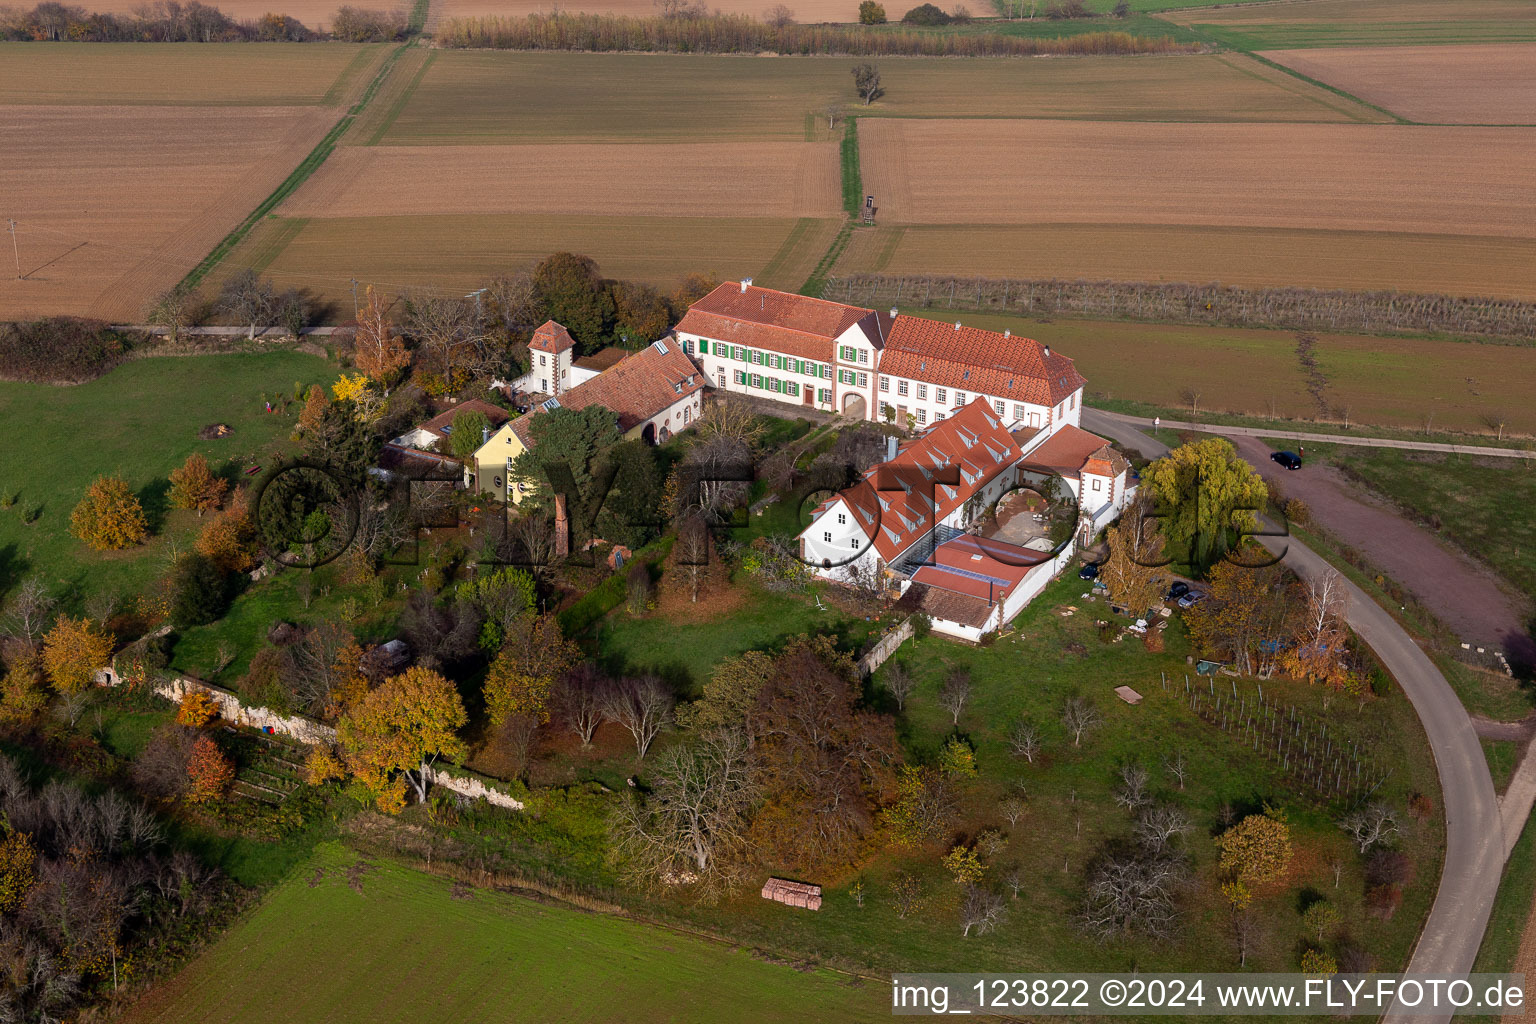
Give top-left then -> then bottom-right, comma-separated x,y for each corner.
484,613 -> 580,725
1101,499 -> 1162,612
1480,410 -> 1508,441
999,793 -> 1028,827
609,729 -> 758,891
1135,805 -> 1192,854
511,405 -> 623,504
938,736 -> 977,777
0,576 -> 54,649
0,829 -> 37,914
176,688 -> 220,728
532,252 -> 615,351
405,293 -> 487,392
1162,750 -> 1189,790
1114,762 -> 1149,809
1061,695 -> 1100,747
1215,812 -> 1293,891
1112,0 -> 1129,15
337,666 -> 468,807
554,663 -> 607,746
943,844 -> 985,885
763,3 -> 795,25
184,736 -> 234,803
858,0 -> 886,21
303,397 -> 381,487
851,63 -> 884,105
144,284 -> 196,342
883,765 -> 954,848
70,475 -> 147,551
219,269 -> 275,340
1302,899 -> 1339,943
168,552 -> 231,629
168,453 -> 228,516
0,653 -> 49,722
1007,721 -> 1044,761
890,872 -> 924,918
960,885 -> 1005,937
601,676 -> 675,760
1300,948 -> 1338,977
1143,438 -> 1268,569
352,285 -> 409,385
41,616 -> 113,694
1280,568 -> 1356,691
680,649 -> 773,737
1186,560 -> 1297,677
196,503 -> 259,573
449,408 -> 490,461
459,566 -> 537,652
1080,846 -> 1184,940
882,661 -> 916,711
938,669 -> 970,726
1339,803 -> 1398,853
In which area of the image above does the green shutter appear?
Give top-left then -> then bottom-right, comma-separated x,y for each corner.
697,339 -> 708,354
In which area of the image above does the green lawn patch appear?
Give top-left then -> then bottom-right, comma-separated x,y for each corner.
121,841 -> 890,1024
1482,738 -> 1520,795
1471,810 -> 1536,994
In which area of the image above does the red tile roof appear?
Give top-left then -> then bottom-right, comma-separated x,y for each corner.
557,338 -> 705,432
911,534 -> 1048,602
879,317 -> 1087,408
675,282 -> 885,363
830,399 -> 1020,564
1020,424 -> 1121,478
415,398 -> 511,441
574,346 -> 628,373
529,320 -> 577,355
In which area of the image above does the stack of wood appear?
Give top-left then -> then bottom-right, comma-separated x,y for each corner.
761,877 -> 822,911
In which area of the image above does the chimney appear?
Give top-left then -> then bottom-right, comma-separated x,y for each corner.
1043,345 -> 1051,357
1004,329 -> 1010,338
954,321 -> 961,331
482,425 -> 490,443
889,306 -> 898,318
553,493 -> 570,559
740,278 -> 753,293
886,435 -> 898,461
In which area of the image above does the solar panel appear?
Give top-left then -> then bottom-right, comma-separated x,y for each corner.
928,562 -> 1013,590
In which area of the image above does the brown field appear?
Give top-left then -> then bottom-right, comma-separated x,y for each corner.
907,311 -> 1536,435
1262,44 -> 1536,124
209,213 -> 837,307
436,0 -> 860,20
71,0 -> 404,29
367,51 -> 1383,147
834,223 -> 1536,300
0,41 -> 387,105
860,119 -> 1536,238
279,142 -> 842,218
0,106 -> 339,321
1164,0 -> 1536,28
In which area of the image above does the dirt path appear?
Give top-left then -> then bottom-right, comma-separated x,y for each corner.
1230,435 -> 1536,664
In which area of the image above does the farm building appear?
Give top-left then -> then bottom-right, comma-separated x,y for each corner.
1018,424 -> 1137,545
470,415 -> 536,505
905,534 -> 1069,643
674,281 -> 1087,430
391,397 -> 512,458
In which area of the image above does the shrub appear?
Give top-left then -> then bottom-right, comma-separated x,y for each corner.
901,2 -> 949,23
1300,948 -> 1337,976
185,736 -> 235,803
1285,498 -> 1312,527
169,552 -> 232,629
0,317 -> 133,383
177,688 -> 221,728
70,475 -> 148,551
41,616 -> 114,694
858,0 -> 886,22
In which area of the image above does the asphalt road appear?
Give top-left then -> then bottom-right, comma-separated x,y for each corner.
1083,408 -> 1504,1021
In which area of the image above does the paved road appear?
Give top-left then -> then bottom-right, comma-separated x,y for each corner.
1085,407 -> 1505,1021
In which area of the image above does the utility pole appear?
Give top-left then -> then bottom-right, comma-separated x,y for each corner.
350,278 -> 359,318
465,288 -> 487,319
7,220 -> 19,280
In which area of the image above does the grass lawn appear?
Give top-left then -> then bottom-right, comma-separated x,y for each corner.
0,351 -> 335,612
1471,809 -> 1536,1001
120,841 -> 891,1024
1482,739 -> 1520,795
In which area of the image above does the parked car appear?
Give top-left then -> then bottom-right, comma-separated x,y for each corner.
1078,563 -> 1100,581
1271,451 -> 1303,470
1166,581 -> 1190,601
1177,591 -> 1206,609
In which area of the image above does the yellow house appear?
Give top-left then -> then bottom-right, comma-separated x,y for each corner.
471,415 -> 535,504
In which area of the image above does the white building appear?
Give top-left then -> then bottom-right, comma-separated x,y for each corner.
1016,424 -> 1137,545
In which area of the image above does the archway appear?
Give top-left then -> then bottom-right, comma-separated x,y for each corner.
841,392 -> 866,420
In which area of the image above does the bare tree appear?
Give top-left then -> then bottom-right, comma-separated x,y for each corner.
960,885 -> 1005,937
219,269 -> 274,340
851,62 -> 884,106
608,729 -> 758,890
487,270 -> 542,336
1231,908 -> 1257,967
675,511 -> 711,604
213,641 -> 236,677
999,793 -> 1028,827
763,2 -> 795,24
1061,695 -> 1101,748
497,713 -> 541,781
1080,849 -> 1185,941
836,555 -> 888,606
1003,864 -> 1025,899
1481,410 -> 1508,441
1134,805 -> 1192,854
1339,803 -> 1398,853
144,284 -> 197,342
1,576 -> 55,647
883,661 -> 916,711
601,676 -> 675,760
824,100 -> 843,130
287,621 -> 353,717
1008,717 -> 1041,762
406,294 -> 488,388
1114,763 -> 1149,810
938,670 -> 970,727
82,590 -> 118,627
555,663 -> 606,747
1161,751 -> 1189,791
1177,386 -> 1201,414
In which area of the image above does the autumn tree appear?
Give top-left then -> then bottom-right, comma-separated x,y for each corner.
1215,811 -> 1293,904
70,475 -> 148,551
883,765 -> 954,848
196,503 -> 259,573
1101,496 -> 1163,612
483,612 -> 580,725
176,688 -> 220,728
298,384 -> 329,432
746,635 -> 897,870
41,616 -> 114,693
678,649 -> 773,737
184,736 -> 234,803
1185,559 -> 1297,677
609,729 -> 759,891
337,666 -> 468,808
0,828 -> 38,914
352,284 -> 409,385
167,452 -> 228,515
0,653 -> 49,722
851,62 -> 884,105
1280,568 -> 1357,691
1143,438 -> 1268,569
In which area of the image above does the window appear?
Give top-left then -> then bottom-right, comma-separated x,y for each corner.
993,400 -> 1005,416
733,369 -> 746,385
839,369 -> 855,385
917,409 -> 927,424
1070,392 -> 1077,409
837,512 -> 847,525
879,376 -> 889,392
817,388 -> 831,405
770,378 -> 781,393
897,380 -> 909,397
734,346 -> 745,361
857,372 -> 868,388
957,391 -> 968,405
839,345 -> 856,362
857,349 -> 868,364
717,371 -> 726,388
539,354 -> 547,366
753,350 -> 764,365
540,378 -> 548,391
936,387 -> 947,403
1014,403 -> 1026,420
850,538 -> 859,548
824,531 -> 832,543
786,381 -> 799,397
917,384 -> 927,400
1092,479 -> 1102,492
682,338 -> 694,355
683,406 -> 692,424
751,373 -> 763,389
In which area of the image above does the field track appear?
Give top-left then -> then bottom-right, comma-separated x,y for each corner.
281,142 -> 841,219
438,0 -> 861,19
1262,44 -> 1536,125
1164,0 -> 1536,48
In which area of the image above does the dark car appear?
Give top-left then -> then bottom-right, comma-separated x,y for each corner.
1166,581 -> 1190,601
1078,564 -> 1100,581
1271,451 -> 1303,470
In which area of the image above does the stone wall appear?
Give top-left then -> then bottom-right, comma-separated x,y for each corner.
858,617 -> 914,677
